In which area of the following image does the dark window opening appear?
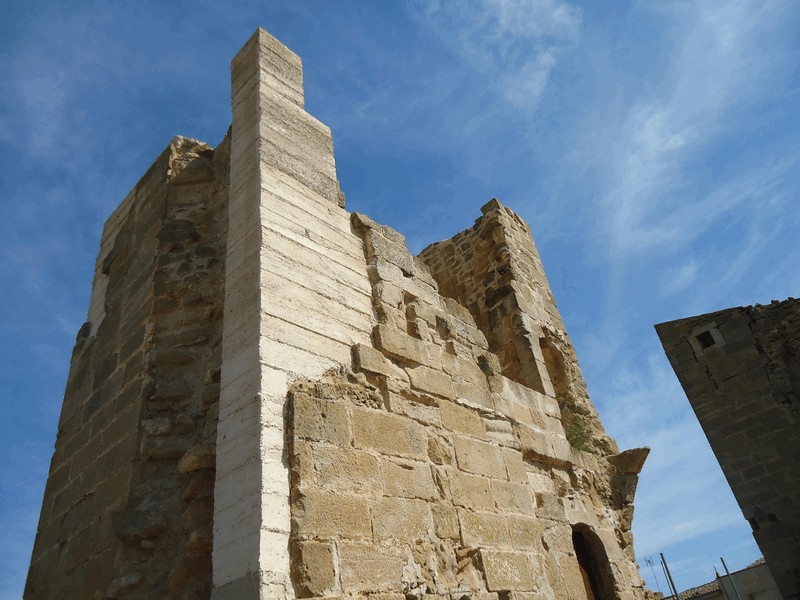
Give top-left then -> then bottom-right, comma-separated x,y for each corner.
695,329 -> 716,350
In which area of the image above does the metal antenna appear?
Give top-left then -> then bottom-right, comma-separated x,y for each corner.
715,565 -> 732,600
660,553 -> 680,600
721,557 -> 743,600
645,556 -> 663,593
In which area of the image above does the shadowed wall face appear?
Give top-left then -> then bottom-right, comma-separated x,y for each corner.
657,299 -> 800,600
24,136 -> 229,599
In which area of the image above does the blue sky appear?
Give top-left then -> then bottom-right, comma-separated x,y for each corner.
1,1 -> 798,597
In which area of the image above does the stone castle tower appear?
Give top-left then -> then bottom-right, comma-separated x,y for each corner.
25,29 -> 650,600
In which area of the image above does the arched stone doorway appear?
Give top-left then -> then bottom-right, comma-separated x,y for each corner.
572,524 -> 619,600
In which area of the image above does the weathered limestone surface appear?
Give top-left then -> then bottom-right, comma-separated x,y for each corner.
419,201 -> 617,456
657,299 -> 800,600
25,135 -> 228,599
286,206 -> 650,600
26,27 -> 650,600
214,28 -> 373,598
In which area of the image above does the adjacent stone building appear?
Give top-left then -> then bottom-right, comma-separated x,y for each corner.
666,558 -> 780,600
656,299 -> 800,600
25,28 -> 651,600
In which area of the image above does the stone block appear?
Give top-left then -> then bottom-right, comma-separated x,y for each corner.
382,458 -> 437,500
439,400 -> 487,439
502,448 -> 527,484
441,296 -> 474,324
491,480 -> 534,514
483,417 -> 515,446
312,445 -> 382,496
558,553 -> 589,597
374,324 -> 432,367
338,541 -> 405,593
372,280 -> 405,309
535,493 -> 567,522
443,355 -> 488,387
178,443 -> 216,474
353,343 -> 407,381
541,415 -> 566,438
454,382 -> 494,410
351,212 -> 407,246
293,540 -> 337,597
525,469 -> 554,495
102,405 -> 142,446
459,509 -> 511,548
450,471 -> 495,511
372,497 -> 432,541
431,504 -> 460,540
293,394 -> 351,447
293,490 -> 371,540
494,394 -> 535,425
407,365 -> 454,399
427,434 -> 454,465
352,407 -> 427,460
514,424 -> 571,467
90,465 -> 132,513
480,550 -> 534,591
368,229 -> 415,275
387,393 -> 441,427
507,515 -> 543,550
540,522 -> 574,555
454,436 -> 508,479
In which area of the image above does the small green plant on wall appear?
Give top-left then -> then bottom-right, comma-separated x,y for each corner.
565,414 -> 592,452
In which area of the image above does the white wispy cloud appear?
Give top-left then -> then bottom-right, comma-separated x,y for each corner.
659,260 -> 699,297
413,0 -> 581,110
591,0 -> 795,257
485,0 -> 581,40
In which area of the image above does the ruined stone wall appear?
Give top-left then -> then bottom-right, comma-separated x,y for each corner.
26,27 -> 651,600
656,299 -> 800,600
113,135 -> 229,599
419,200 -> 615,455
285,207 -> 649,599
25,136 -> 229,599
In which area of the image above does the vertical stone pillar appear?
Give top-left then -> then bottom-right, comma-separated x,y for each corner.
213,29 -> 373,598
